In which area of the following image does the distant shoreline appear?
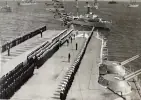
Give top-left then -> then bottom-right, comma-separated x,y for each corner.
0,0 -> 140,3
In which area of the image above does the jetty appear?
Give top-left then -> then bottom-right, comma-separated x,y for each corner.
0,25 -> 141,100
0,25 -> 96,99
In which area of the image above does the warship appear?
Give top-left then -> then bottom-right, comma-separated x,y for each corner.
68,1 -> 112,30
108,0 -> 117,4
45,0 -> 65,12
17,0 -> 36,6
128,0 -> 139,8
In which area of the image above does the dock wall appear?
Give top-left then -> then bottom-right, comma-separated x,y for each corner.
1,26 -> 47,53
0,28 -> 73,99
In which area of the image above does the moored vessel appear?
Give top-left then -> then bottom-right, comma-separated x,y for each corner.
45,0 -> 65,13
108,0 -> 117,4
71,14 -> 112,30
128,0 -> 139,8
70,1 -> 112,30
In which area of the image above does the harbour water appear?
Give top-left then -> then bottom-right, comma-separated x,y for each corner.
0,1 -> 141,83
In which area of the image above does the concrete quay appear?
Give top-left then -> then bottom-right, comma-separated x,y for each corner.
11,31 -> 91,100
66,31 -> 116,100
1,29 -> 140,100
66,31 -> 141,100
96,32 -> 141,100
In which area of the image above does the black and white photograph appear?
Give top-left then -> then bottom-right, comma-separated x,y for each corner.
0,0 -> 141,100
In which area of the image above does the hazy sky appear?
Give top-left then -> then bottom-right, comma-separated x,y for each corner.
0,0 -> 140,2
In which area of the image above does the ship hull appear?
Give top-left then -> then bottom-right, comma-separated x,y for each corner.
128,4 -> 139,8
108,1 -> 117,4
72,20 -> 111,30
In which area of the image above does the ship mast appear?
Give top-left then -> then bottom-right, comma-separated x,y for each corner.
130,0 -> 135,4
75,0 -> 79,16
6,1 -> 8,6
134,0 -> 136,4
62,0 -> 64,5
130,0 -> 132,4
94,0 -> 97,5
85,2 -> 91,14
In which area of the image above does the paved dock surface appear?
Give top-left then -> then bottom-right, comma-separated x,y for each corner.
66,32 -> 141,100
66,32 -> 121,100
0,30 -> 63,77
11,31 -> 90,100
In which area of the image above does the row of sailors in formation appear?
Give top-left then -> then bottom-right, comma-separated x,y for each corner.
60,68 -> 74,100
0,62 -> 34,99
0,29 -> 81,99
59,32 -> 86,100
59,45 -> 85,100
5,28 -> 79,57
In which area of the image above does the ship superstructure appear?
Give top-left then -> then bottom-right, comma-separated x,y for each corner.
45,0 -> 65,14
69,1 -> 112,30
128,0 -> 139,8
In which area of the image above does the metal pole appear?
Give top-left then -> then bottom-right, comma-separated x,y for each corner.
75,0 -> 79,16
0,40 -> 1,77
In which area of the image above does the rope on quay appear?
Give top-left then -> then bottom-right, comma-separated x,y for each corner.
0,28 -> 73,99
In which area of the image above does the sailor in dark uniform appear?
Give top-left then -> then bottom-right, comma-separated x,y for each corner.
66,39 -> 69,46
34,55 -> 38,68
7,42 -> 10,56
70,36 -> 72,43
76,43 -> 78,50
86,2 -> 91,14
68,53 -> 70,63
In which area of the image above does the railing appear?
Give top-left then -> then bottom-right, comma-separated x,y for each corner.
1,26 -> 47,53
